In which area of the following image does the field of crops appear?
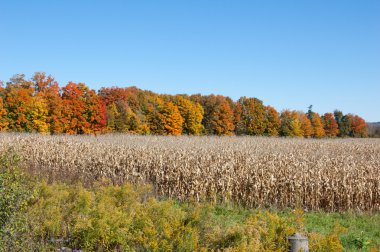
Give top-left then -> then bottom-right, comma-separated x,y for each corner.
1,133 -> 379,211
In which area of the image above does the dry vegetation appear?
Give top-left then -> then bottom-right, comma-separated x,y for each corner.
1,133 -> 379,212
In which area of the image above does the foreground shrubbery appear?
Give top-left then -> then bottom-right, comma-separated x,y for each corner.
1,151 -> 379,251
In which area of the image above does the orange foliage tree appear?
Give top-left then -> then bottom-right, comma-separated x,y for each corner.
61,82 -> 106,134
264,106 -> 280,136
322,113 -> 339,137
236,97 -> 266,135
3,74 -> 34,132
210,97 -> 235,135
298,112 -> 313,138
311,113 -> 325,138
350,114 -> 368,137
160,101 -> 184,135
192,95 -> 235,135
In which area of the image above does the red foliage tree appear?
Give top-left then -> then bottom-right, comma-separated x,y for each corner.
61,82 -> 106,134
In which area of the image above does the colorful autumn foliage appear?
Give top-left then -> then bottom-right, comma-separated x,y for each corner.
159,101 -> 184,135
299,112 -> 313,138
236,97 -> 266,135
174,96 -> 204,135
322,113 -> 339,138
0,72 -> 369,138
307,108 -> 326,139
280,110 -> 303,137
61,82 -> 105,134
192,94 -> 235,135
264,106 -> 281,136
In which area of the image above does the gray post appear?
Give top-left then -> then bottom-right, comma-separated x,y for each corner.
287,233 -> 309,252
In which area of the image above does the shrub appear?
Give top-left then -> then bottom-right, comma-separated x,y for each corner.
0,150 -> 37,251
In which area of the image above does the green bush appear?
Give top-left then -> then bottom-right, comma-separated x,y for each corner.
0,150 -> 37,251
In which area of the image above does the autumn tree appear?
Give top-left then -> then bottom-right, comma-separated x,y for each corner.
264,106 -> 280,136
306,105 -> 326,138
311,113 -> 325,138
333,110 -> 367,137
61,82 -> 106,134
235,97 -> 266,135
211,99 -> 235,135
85,90 -> 107,133
0,83 -> 8,130
32,72 -> 64,133
0,96 -> 8,131
27,96 -> 49,133
160,101 -> 184,135
322,113 -> 339,137
234,102 -> 244,135
99,86 -> 150,134
280,110 -> 303,137
3,74 -> 34,132
106,102 -> 119,132
298,112 -> 313,138
146,98 -> 165,135
61,82 -> 88,134
174,96 -> 204,135
193,95 -> 235,135
350,114 -> 368,137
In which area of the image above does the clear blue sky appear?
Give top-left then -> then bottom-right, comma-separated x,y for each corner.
1,1 -> 379,121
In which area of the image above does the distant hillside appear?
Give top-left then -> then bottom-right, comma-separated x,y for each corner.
367,122 -> 380,137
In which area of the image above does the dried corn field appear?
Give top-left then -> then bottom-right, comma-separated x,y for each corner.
1,133 -> 379,211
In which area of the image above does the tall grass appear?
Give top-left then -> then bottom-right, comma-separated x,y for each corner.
1,133 -> 379,211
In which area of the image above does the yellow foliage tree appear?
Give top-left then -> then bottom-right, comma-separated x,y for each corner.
280,110 -> 303,137
28,96 -> 49,133
175,96 -> 204,135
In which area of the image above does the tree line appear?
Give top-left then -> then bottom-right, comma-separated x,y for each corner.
0,72 -> 368,137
